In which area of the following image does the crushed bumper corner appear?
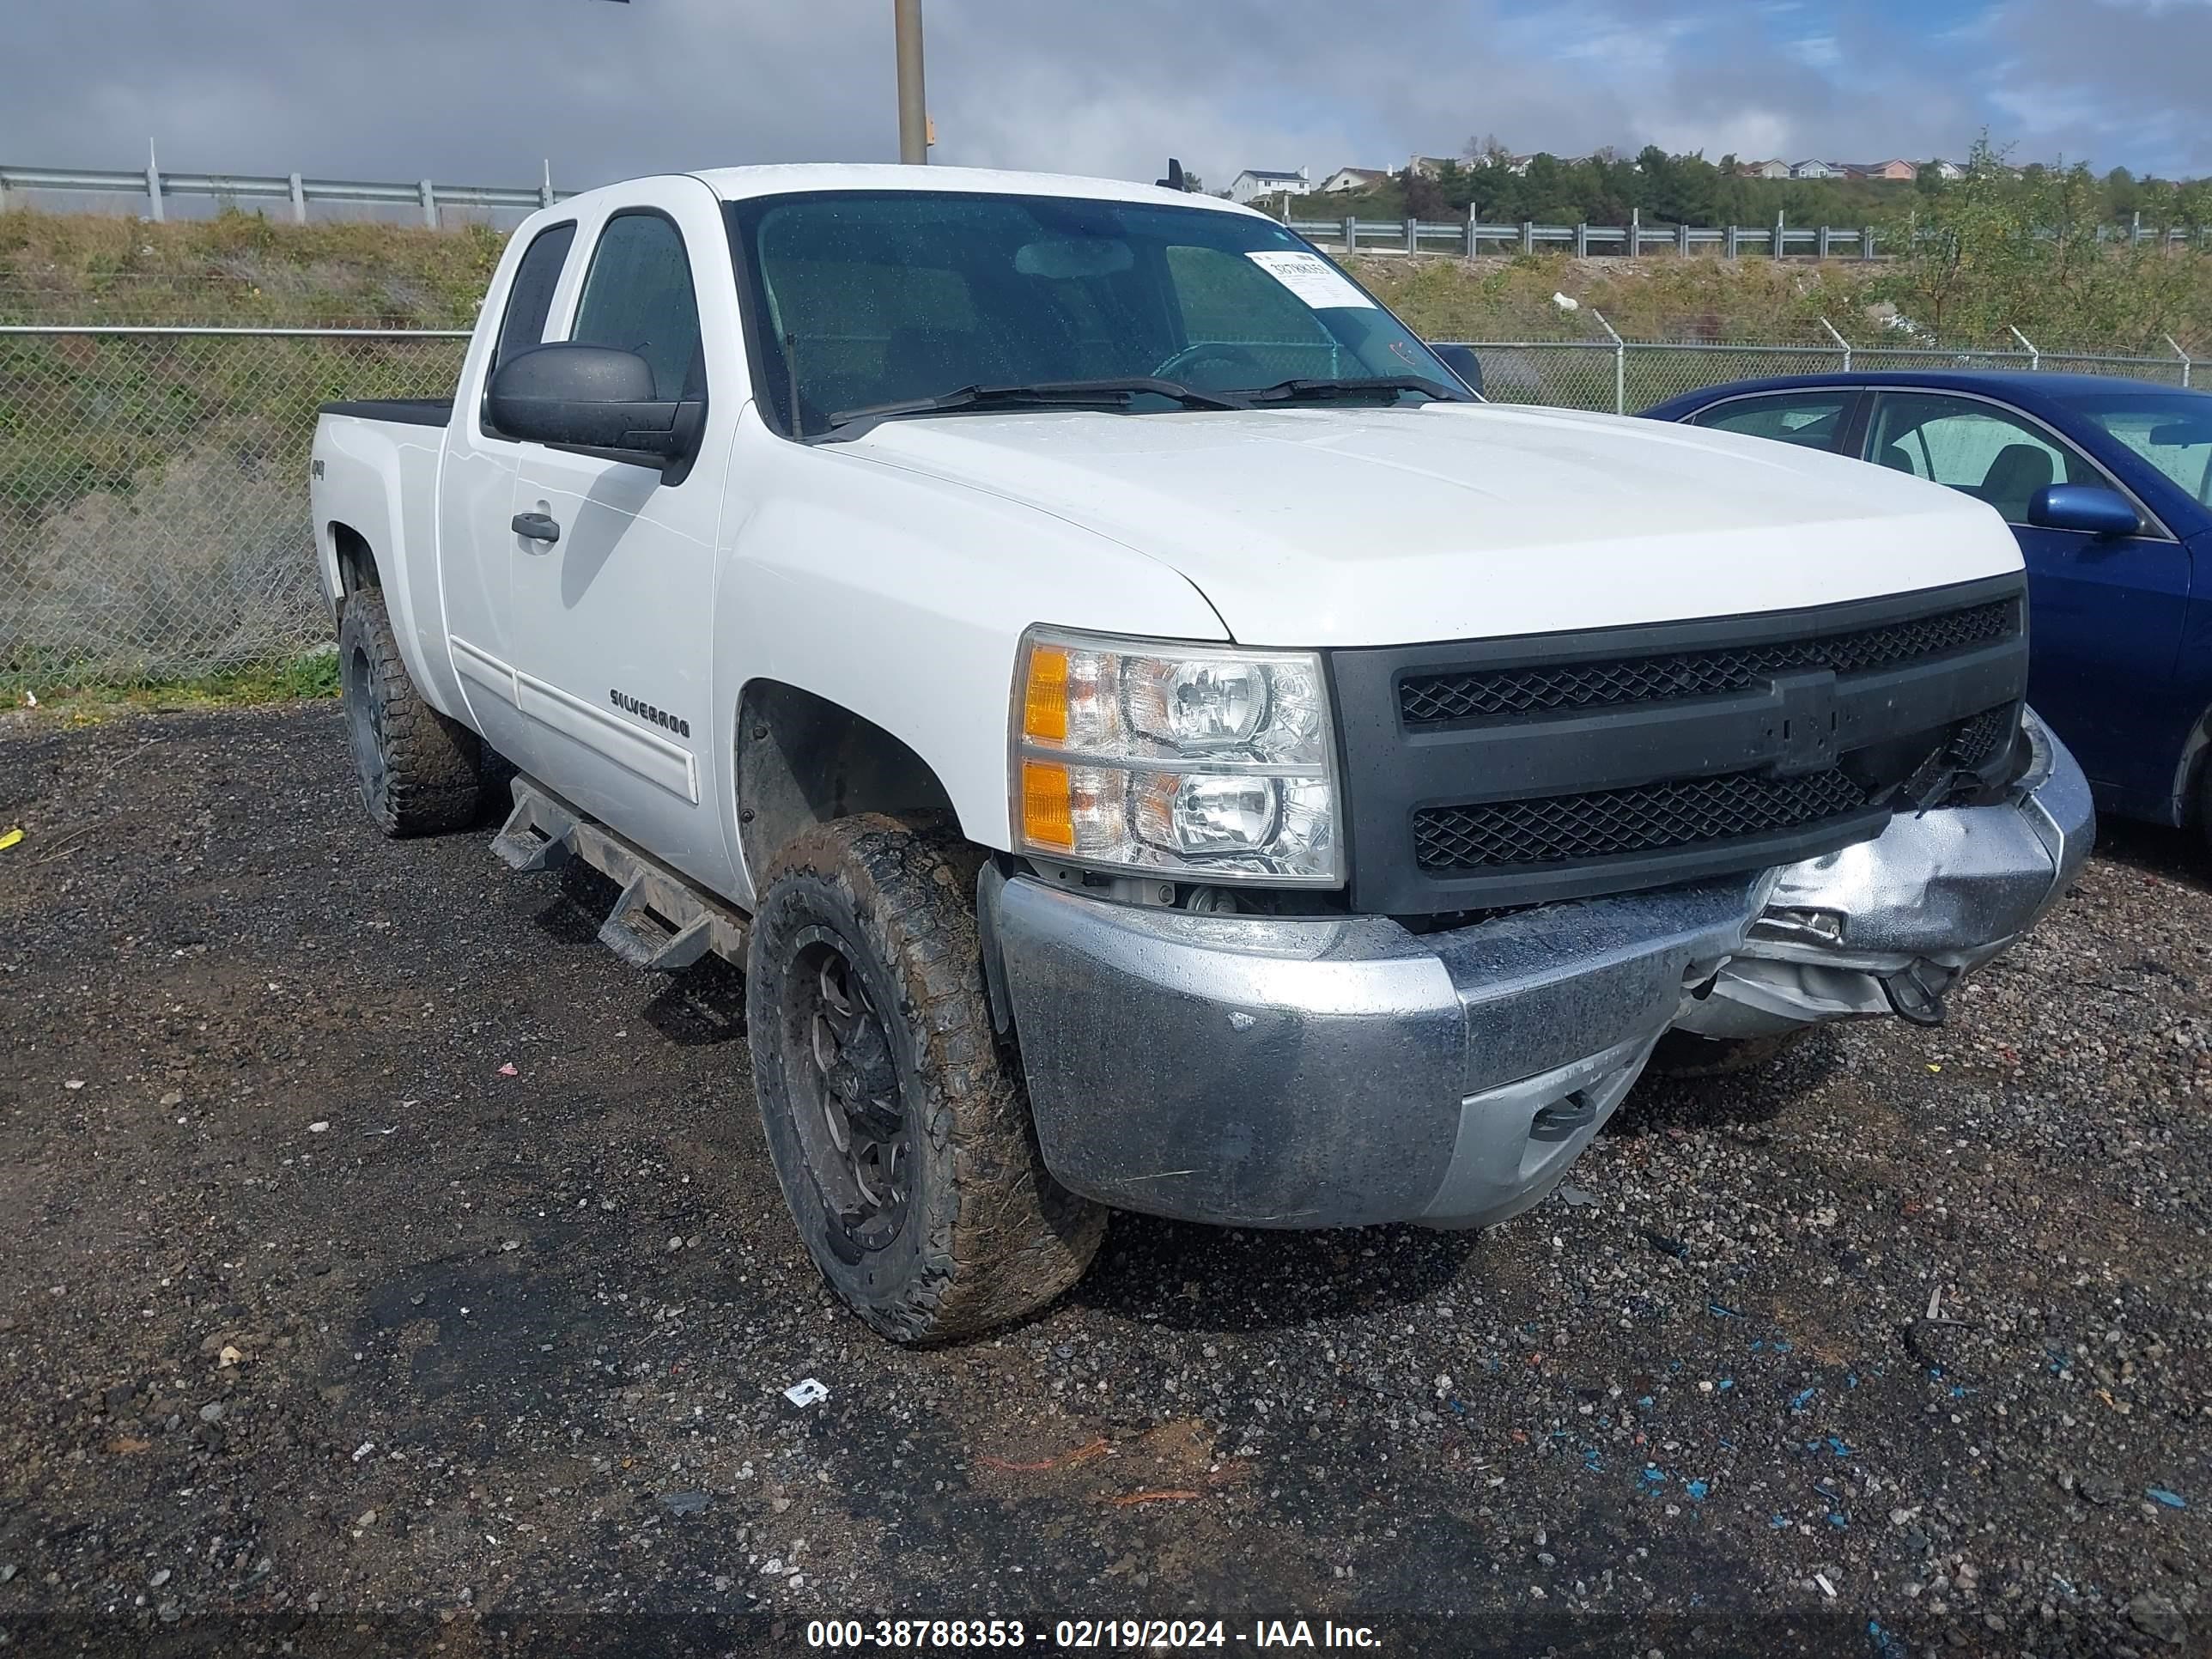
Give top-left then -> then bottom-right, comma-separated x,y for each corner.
1674,709 -> 2094,1039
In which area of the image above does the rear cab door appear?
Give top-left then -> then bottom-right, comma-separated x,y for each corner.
439,213 -> 579,765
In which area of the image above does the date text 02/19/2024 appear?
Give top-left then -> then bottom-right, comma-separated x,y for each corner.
803,1618 -> 1383,1649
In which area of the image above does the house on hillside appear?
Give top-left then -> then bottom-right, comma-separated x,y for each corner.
1789,159 -> 1842,179
1405,155 -> 1459,179
1738,158 -> 1792,179
1839,160 -> 1918,181
1474,153 -> 1541,175
1317,166 -> 1389,193
1228,167 -> 1310,205
1928,159 -> 1966,180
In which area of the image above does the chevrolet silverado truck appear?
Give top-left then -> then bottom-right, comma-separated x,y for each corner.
309,164 -> 2093,1343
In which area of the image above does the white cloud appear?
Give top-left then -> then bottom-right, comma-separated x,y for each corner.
0,0 -> 2203,201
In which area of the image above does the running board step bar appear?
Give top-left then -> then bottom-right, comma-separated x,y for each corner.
494,776 -> 749,972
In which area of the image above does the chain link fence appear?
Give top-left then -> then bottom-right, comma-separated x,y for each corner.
2,326 -> 465,690
1456,339 -> 2195,413
0,325 -> 2197,691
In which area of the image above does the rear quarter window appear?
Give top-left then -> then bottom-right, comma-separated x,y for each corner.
1688,392 -> 1852,452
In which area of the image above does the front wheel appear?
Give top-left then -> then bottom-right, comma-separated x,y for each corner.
745,816 -> 1106,1343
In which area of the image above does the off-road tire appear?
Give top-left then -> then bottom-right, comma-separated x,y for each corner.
1647,1027 -> 1812,1079
746,815 -> 1106,1343
337,588 -> 483,836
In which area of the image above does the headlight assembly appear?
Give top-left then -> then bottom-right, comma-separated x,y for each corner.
1010,629 -> 1341,884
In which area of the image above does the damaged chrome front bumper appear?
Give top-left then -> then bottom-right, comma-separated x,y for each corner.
979,711 -> 2093,1233
1672,712 -> 2094,1037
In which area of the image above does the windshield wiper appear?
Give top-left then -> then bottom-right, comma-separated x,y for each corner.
819,377 -> 1249,441
1231,374 -> 1467,405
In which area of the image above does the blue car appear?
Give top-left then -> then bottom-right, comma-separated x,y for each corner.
1644,371 -> 2212,842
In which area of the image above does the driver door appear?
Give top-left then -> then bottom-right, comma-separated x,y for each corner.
504,179 -> 745,894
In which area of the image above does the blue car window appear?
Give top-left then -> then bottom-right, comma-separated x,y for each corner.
2069,395 -> 2212,508
1687,392 -> 1851,452
1866,393 -> 2094,526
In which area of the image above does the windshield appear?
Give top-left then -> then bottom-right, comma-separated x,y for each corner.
2066,390 -> 2212,507
726,189 -> 1468,438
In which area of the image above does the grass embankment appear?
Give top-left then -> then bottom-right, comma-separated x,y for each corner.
1358,251 -> 2212,352
5,206 -> 2210,705
9,203 -> 2210,346
0,210 -> 499,327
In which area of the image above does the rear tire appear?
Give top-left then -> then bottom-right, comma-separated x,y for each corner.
745,815 -> 1106,1343
1647,1027 -> 1812,1079
337,588 -> 483,836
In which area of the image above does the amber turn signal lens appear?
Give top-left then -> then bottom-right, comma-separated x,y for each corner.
1023,645 -> 1070,743
1020,760 -> 1075,849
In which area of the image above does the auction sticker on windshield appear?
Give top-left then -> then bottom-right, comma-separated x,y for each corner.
1246,251 -> 1376,309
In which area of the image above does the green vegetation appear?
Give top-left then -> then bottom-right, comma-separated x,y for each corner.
11,648 -> 337,722
0,208 -> 501,327
1302,137 -> 2212,242
1348,144 -> 2212,355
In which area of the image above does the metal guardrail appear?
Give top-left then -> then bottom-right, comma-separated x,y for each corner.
0,161 -> 569,226
7,160 -> 2209,258
0,323 -> 2197,690
1287,211 -> 2212,259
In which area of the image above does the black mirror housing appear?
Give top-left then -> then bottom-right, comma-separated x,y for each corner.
486,342 -> 698,471
2027,483 -> 2141,538
1429,343 -> 1483,397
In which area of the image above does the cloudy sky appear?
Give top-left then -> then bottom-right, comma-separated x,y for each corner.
4,0 -> 2207,194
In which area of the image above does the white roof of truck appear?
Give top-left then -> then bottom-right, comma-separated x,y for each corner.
686,162 -> 1260,214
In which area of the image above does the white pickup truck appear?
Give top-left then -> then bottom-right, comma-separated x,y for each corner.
310,163 -> 2092,1343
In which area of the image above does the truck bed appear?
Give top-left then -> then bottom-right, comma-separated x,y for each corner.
319,398 -> 454,428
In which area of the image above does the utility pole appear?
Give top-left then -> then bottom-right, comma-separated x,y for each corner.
895,0 -> 928,165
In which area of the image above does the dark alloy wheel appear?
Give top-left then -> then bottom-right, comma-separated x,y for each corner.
782,929 -> 912,1255
746,815 -> 1106,1343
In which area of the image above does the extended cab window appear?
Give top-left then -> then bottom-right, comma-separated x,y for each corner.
1866,392 -> 2094,524
729,189 -> 1463,438
571,212 -> 703,402
1688,392 -> 1853,453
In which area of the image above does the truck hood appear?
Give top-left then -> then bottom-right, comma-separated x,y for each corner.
844,402 -> 2025,647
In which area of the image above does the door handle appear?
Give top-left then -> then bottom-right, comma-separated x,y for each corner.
512,512 -> 561,544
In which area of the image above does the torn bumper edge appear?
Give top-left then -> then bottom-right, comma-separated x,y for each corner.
979,708 -> 2092,1233
1672,708 -> 2094,1038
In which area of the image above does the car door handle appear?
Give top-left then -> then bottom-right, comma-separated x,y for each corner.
512,512 -> 561,544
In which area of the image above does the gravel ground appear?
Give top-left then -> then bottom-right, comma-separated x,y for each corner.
0,704 -> 2206,1658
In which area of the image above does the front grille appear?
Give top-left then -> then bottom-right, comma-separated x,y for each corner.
1947,703 -> 2013,769
1399,598 -> 2015,726
1329,575 -> 2032,913
1413,768 -> 1869,872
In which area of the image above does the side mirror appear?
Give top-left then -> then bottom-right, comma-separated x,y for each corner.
2027,483 -> 2140,538
1428,343 -> 1483,397
485,342 -> 696,470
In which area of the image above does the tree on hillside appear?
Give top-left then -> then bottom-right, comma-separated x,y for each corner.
1401,166 -> 1450,219
1883,136 -> 2205,349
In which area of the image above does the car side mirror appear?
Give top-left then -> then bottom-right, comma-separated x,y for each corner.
2027,483 -> 2140,538
1428,343 -> 1483,397
485,342 -> 697,471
